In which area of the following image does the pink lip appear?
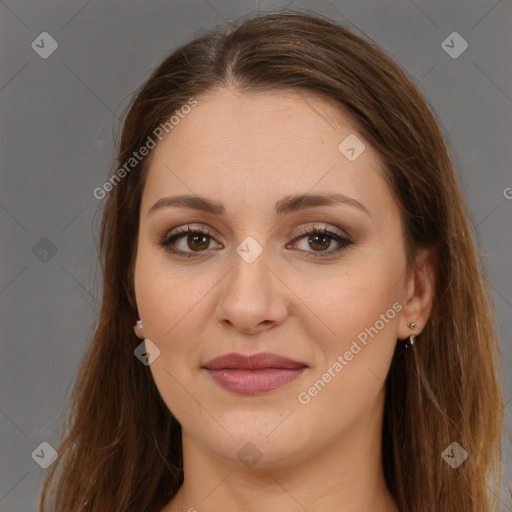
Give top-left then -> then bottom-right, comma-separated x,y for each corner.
203,352 -> 308,395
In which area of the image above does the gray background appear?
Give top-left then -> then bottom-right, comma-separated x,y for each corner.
0,0 -> 511,510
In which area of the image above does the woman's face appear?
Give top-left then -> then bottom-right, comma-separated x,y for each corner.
133,86 -> 418,468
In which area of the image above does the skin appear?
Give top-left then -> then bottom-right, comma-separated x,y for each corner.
133,86 -> 434,512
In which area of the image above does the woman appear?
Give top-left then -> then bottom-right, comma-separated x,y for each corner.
39,10 -> 503,512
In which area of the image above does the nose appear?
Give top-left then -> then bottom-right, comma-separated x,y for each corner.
215,245 -> 288,335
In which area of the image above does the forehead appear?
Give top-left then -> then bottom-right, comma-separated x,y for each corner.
141,86 -> 391,219
152,86 -> 368,157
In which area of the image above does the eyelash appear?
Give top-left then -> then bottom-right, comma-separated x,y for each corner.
158,224 -> 353,260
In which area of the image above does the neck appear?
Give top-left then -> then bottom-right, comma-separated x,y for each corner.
165,395 -> 399,512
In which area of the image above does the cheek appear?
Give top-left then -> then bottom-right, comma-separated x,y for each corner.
134,260 -> 207,425
291,262 -> 402,415
134,243 -> 214,339
293,288 -> 399,434
294,260 -> 403,347
133,251 -> 200,387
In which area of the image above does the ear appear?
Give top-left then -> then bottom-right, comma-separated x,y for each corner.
133,321 -> 145,340
397,247 -> 435,340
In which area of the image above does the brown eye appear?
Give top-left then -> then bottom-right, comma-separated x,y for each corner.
158,226 -> 221,258
289,226 -> 353,259
307,232 -> 332,251
185,233 -> 210,252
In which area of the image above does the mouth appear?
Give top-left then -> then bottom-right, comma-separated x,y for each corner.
202,352 -> 308,395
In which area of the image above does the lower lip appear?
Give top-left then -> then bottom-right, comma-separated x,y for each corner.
205,367 -> 307,395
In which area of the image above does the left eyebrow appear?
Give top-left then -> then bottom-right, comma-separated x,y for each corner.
147,192 -> 371,218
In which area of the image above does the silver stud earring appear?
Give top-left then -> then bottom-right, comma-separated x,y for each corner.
406,322 -> 416,348
136,319 -> 143,330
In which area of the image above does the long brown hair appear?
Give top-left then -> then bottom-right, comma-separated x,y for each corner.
39,9 -> 503,512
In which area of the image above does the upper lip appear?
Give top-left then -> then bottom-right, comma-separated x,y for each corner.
203,352 -> 308,370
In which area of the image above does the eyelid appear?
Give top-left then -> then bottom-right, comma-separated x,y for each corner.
161,221 -> 348,243
158,221 -> 353,260
293,222 -> 348,239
